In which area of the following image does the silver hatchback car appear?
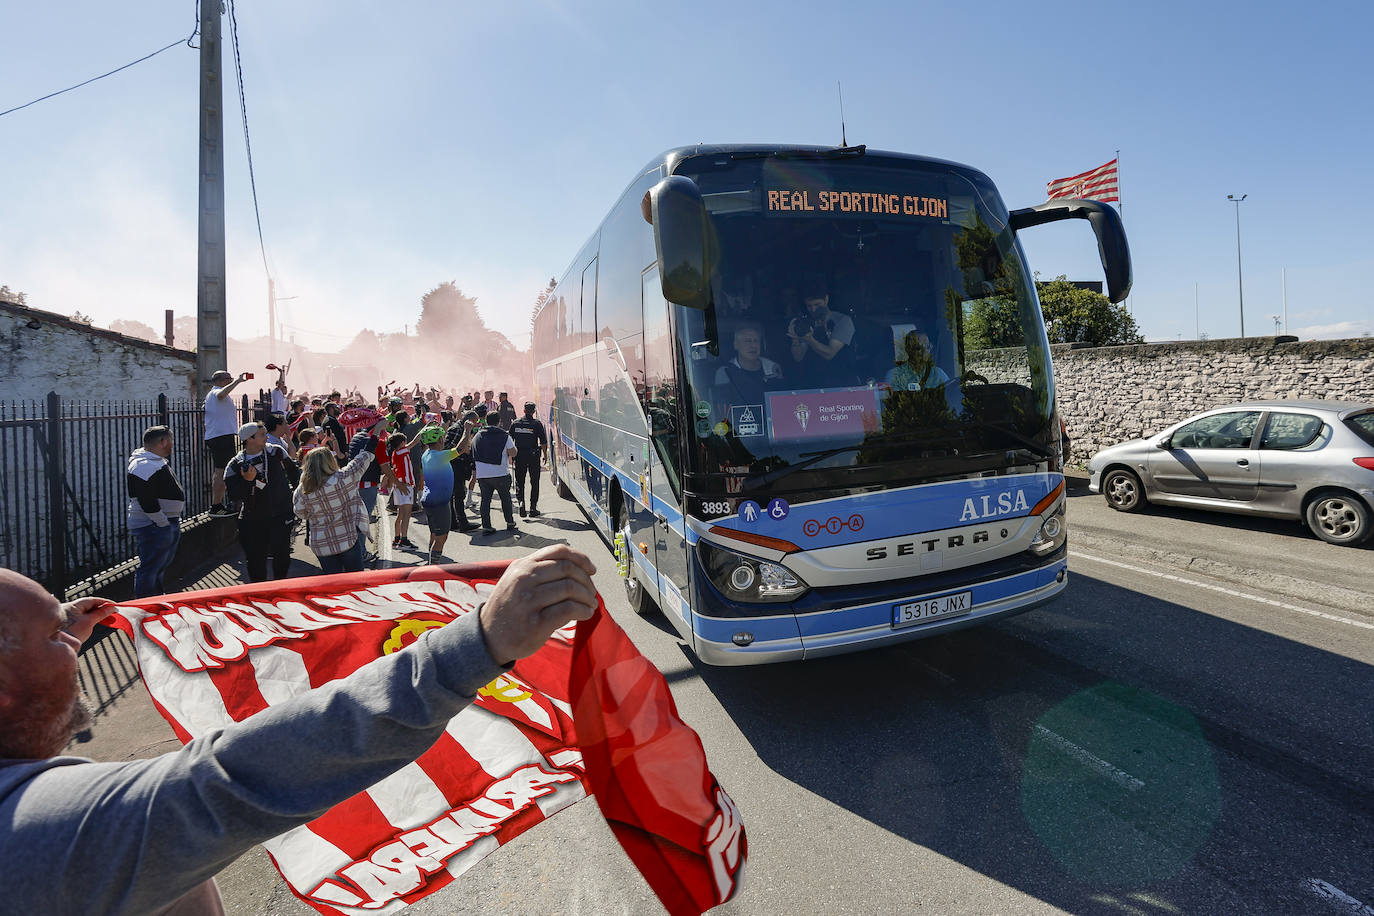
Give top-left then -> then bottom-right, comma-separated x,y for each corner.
1088,400 -> 1374,546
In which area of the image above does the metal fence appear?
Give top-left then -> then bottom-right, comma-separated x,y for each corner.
0,392 -> 249,595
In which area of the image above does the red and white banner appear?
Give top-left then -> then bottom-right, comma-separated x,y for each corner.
110,564 -> 744,915
1046,158 -> 1119,202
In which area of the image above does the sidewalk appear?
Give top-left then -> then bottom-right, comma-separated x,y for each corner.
71,488 -> 580,914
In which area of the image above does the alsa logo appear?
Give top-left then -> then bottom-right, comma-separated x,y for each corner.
959,490 -> 1029,522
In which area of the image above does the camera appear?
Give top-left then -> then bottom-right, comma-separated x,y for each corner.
244,372 -> 254,380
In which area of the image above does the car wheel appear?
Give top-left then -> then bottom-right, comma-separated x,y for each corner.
1102,468 -> 1146,512
1304,491 -> 1372,546
616,503 -> 655,615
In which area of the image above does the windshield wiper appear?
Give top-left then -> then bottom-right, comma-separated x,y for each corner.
961,420 -> 1053,460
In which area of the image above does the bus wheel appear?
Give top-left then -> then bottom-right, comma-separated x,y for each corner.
552,460 -> 573,501
617,504 -> 655,616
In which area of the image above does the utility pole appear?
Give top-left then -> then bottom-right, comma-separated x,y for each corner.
195,1 -> 227,396
1227,194 -> 1247,338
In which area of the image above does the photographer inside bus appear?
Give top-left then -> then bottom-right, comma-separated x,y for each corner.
787,275 -> 855,386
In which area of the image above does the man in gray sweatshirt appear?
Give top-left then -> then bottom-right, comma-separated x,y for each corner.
127,425 -> 186,598
0,544 -> 598,915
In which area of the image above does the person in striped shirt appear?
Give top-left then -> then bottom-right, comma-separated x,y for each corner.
386,431 -> 419,550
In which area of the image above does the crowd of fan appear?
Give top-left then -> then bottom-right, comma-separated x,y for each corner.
126,366 -> 548,597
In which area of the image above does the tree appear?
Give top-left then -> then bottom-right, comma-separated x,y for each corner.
109,319 -> 161,343
964,275 -> 1142,349
415,282 -> 481,340
70,310 -> 94,325
1036,275 -> 1143,346
0,284 -> 28,305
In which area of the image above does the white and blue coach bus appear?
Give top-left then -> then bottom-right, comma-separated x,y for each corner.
531,144 -> 1130,665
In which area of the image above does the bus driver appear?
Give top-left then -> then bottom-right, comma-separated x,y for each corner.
715,322 -> 785,406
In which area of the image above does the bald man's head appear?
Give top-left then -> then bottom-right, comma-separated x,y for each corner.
0,569 -> 89,759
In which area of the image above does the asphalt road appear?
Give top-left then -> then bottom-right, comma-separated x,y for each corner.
392,481 -> 1374,915
87,477 -> 1374,915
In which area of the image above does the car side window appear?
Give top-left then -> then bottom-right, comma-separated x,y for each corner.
1260,412 -> 1324,450
1171,411 -> 1262,449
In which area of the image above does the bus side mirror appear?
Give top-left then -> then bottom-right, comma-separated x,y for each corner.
646,176 -> 711,310
1008,199 -> 1133,303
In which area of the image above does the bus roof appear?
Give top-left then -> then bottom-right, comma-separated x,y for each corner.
645,143 -> 988,180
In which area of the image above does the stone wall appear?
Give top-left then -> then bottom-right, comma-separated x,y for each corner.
1050,336 -> 1374,462
0,301 -> 196,401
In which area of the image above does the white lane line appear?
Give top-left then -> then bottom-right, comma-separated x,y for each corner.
1032,724 -> 1144,792
1070,550 -> 1374,631
1304,878 -> 1374,916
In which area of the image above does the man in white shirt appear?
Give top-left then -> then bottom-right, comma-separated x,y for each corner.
714,323 -> 784,406
269,364 -> 289,414
204,369 -> 248,517
471,412 -> 518,533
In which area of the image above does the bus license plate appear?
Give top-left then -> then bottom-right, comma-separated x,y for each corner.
892,591 -> 972,629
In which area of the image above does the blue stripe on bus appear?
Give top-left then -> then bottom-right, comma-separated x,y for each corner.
559,432 -> 685,535
708,473 -> 1061,547
691,611 -> 802,644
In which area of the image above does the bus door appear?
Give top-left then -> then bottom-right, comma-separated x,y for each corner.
640,267 -> 693,636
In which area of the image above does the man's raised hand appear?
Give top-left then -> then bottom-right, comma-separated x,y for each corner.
478,545 -> 598,665
62,597 -> 116,645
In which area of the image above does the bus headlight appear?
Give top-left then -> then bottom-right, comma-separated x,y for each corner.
698,541 -> 808,603
1029,504 -> 1067,556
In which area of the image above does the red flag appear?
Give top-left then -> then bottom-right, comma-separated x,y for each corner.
1046,158 -> 1119,202
109,564 -> 744,915
573,605 -> 746,915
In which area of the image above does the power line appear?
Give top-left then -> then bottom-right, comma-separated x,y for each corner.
227,0 -> 271,279
0,26 -> 198,119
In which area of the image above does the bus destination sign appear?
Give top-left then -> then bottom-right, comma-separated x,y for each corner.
765,188 -> 949,220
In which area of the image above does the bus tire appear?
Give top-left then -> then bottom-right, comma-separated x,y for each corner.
617,503 -> 656,616
550,455 -> 574,501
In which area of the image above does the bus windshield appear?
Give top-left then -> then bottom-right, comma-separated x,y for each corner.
672,153 -> 1054,495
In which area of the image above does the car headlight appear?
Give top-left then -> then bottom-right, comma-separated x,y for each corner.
1029,503 -> 1067,556
698,540 -> 809,603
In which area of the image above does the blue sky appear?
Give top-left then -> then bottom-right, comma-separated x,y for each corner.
3,0 -> 1371,352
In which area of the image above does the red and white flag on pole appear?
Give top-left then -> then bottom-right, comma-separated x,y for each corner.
110,564 -> 745,915
1046,158 -> 1119,202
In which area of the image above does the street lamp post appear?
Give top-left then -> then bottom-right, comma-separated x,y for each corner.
1227,194 -> 1247,337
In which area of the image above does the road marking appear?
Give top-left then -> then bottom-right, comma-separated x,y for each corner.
1070,550 -> 1374,631
1033,724 -> 1144,792
1304,878 -> 1374,916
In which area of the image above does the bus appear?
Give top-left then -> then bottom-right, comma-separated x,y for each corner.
531,144 -> 1130,665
